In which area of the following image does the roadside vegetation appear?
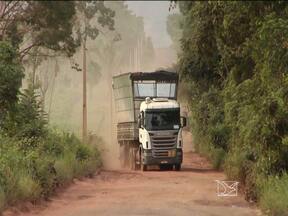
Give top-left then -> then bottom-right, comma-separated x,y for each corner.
168,1 -> 288,215
0,1 -> 115,213
0,41 -> 102,213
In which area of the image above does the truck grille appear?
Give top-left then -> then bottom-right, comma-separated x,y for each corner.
153,150 -> 169,157
150,134 -> 177,158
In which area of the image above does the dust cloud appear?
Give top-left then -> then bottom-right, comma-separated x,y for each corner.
25,1 -> 178,170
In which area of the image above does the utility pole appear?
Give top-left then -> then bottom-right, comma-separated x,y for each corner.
134,46 -> 137,71
82,35 -> 87,143
139,37 -> 143,71
129,48 -> 132,71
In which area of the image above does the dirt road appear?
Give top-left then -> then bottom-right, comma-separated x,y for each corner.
4,133 -> 261,216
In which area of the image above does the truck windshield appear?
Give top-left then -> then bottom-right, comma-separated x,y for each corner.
145,109 -> 180,131
134,82 -> 176,99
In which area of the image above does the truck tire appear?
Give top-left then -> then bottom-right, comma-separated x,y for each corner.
175,164 -> 181,171
120,142 -> 130,168
129,146 -> 137,170
141,163 -> 147,171
119,143 -> 125,168
140,149 -> 147,171
135,147 -> 141,170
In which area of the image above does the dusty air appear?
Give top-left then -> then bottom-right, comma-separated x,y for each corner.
1,1 -> 287,216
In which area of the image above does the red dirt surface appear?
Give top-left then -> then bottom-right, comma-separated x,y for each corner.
3,132 -> 261,216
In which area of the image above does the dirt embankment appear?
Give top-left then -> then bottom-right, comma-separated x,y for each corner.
3,132 -> 261,216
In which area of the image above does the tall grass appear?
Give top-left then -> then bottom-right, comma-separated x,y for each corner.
0,130 -> 102,213
193,131 -> 226,170
0,187 -> 5,212
259,174 -> 288,216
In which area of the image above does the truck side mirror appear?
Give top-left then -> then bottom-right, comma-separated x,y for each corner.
181,116 -> 187,128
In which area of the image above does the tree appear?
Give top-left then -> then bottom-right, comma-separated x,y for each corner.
0,1 -> 80,58
0,41 -> 24,123
177,1 -> 288,201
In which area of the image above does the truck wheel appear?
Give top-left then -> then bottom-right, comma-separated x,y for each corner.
135,147 -> 141,170
120,142 -> 130,168
141,163 -> 147,171
140,150 -> 147,171
175,164 -> 181,171
119,143 -> 126,168
129,147 -> 137,170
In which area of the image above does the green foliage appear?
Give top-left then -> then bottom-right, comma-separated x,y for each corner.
1,1 -> 79,57
259,174 -> 288,216
177,1 -> 288,209
178,2 -> 222,90
76,144 -> 93,161
0,2 -> 111,211
16,174 -> 42,202
25,1 -> 78,56
0,71 -> 102,209
75,1 -> 115,43
2,85 -> 48,151
211,147 -> 226,170
0,131 -> 102,211
54,155 -> 75,186
2,1 -> 116,59
0,186 -> 5,212
0,42 -> 24,121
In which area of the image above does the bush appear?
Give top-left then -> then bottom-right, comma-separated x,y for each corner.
0,186 -> 5,212
75,158 -> 101,178
76,144 -> 93,161
260,174 -> 288,216
211,148 -> 226,170
224,147 -> 247,182
0,41 -> 103,214
178,2 -> 288,210
54,155 -> 75,185
31,156 -> 57,198
0,41 -> 24,123
0,131 -> 102,213
193,133 -> 226,170
16,174 -> 42,202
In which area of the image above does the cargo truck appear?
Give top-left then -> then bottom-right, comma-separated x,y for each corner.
112,70 -> 186,171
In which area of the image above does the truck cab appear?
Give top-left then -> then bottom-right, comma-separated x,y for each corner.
138,97 -> 186,171
112,70 -> 186,171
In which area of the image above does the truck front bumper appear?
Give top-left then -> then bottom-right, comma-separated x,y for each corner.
142,149 -> 183,165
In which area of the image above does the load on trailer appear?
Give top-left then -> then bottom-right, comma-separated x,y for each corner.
112,70 -> 186,171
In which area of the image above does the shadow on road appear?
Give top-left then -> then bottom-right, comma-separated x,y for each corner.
142,165 -> 218,173
181,167 -> 218,173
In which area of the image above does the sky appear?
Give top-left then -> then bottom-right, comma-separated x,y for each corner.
127,1 -> 179,49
